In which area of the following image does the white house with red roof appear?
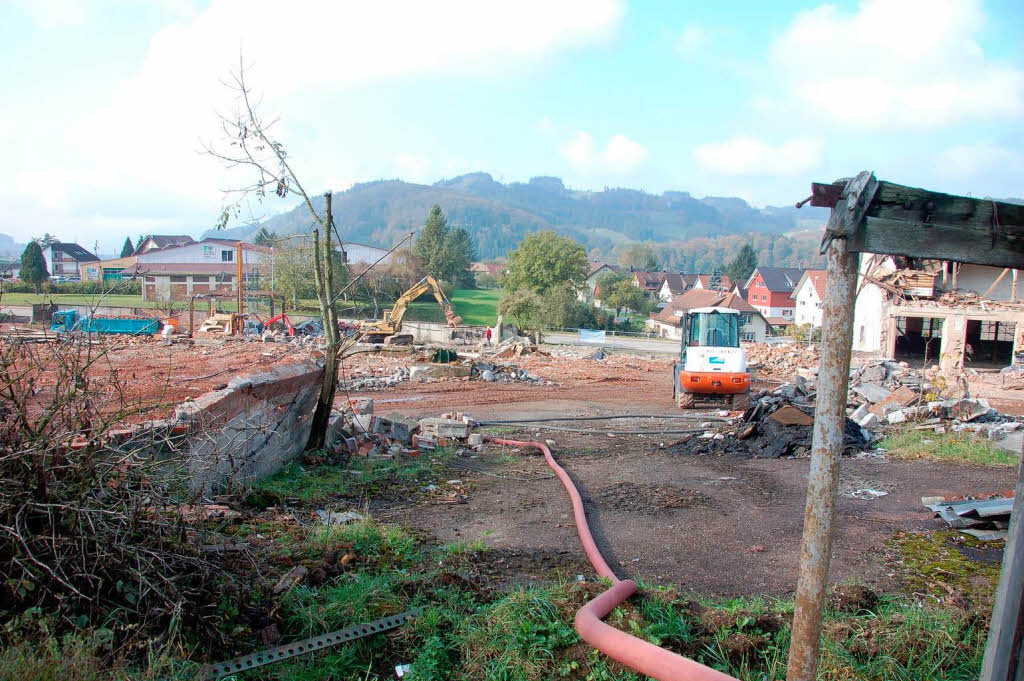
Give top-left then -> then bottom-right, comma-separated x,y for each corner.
791,269 -> 827,327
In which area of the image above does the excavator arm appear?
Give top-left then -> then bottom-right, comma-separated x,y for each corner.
363,276 -> 462,340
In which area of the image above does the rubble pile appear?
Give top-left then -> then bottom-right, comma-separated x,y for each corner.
483,336 -> 539,359
343,366 -> 411,391
924,493 -> 1012,541
326,398 -> 481,459
471,361 -> 544,384
845,358 -> 1020,439
744,343 -> 820,382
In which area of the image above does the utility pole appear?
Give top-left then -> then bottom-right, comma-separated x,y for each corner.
236,241 -> 244,319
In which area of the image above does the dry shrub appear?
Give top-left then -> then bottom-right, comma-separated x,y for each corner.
0,333 -> 238,658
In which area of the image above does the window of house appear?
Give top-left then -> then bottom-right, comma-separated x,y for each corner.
192,275 -> 209,283
221,275 -> 233,283
145,276 -> 155,283
221,250 -> 234,262
782,309 -> 792,317
170,275 -> 186,283
762,294 -> 767,301
742,332 -> 755,341
203,245 -> 214,258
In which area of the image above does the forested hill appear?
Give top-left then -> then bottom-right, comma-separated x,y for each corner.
205,172 -> 828,260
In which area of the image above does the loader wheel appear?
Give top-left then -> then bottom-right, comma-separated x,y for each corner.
731,392 -> 750,411
677,391 -> 695,409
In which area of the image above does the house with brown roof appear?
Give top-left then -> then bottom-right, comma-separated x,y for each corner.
692,274 -> 733,292
632,270 -> 666,295
644,288 -> 771,342
792,269 -> 827,327
658,273 -> 698,301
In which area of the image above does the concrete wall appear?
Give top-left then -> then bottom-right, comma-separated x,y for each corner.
401,320 -> 488,344
175,359 -> 325,494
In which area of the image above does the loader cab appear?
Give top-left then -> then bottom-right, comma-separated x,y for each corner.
679,308 -> 740,362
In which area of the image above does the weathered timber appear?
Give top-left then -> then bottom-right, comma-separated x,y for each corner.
812,176 -> 1024,268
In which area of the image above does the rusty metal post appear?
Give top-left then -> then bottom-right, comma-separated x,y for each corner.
786,236 -> 859,681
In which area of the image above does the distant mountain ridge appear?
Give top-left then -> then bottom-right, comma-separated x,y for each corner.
204,173 -> 829,259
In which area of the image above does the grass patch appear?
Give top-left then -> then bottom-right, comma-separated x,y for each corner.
878,429 -> 1019,466
253,450 -> 453,504
405,288 -> 500,326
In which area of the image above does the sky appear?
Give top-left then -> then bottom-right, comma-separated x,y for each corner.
1,0 -> 1022,255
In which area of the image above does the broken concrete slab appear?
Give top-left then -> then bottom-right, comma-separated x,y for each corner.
419,417 -> 470,439
852,382 -> 892,404
869,386 -> 919,416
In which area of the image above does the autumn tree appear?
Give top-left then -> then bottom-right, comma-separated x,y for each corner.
20,241 -> 49,293
616,242 -> 658,271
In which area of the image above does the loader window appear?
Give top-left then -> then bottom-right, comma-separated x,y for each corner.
687,311 -> 739,348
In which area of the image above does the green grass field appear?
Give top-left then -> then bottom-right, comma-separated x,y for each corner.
1,288 -> 504,325
405,288 -> 501,326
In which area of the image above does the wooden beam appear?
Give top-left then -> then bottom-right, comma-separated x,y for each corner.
813,176 -> 1024,268
952,262 -> 959,291
1013,270 -> 1019,302
983,268 -> 1011,299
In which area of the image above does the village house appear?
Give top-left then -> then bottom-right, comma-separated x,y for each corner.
691,274 -> 733,292
658,273 -> 694,301
744,266 -> 805,327
42,242 -> 98,280
580,262 -> 620,305
645,288 -> 771,342
340,241 -> 393,265
791,269 -> 827,327
852,255 -> 1024,372
632,269 -> 666,297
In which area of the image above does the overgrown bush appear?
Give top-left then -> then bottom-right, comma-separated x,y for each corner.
0,335 -> 235,660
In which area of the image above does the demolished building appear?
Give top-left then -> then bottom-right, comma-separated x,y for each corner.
853,255 -> 1024,372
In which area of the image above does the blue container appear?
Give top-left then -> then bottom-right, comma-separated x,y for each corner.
83,317 -> 160,335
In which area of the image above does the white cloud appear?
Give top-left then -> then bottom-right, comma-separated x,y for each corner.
537,115 -> 554,134
6,0 -> 623,240
937,144 -> 1024,179
560,131 -> 649,174
675,23 -> 710,56
693,136 -> 823,176
769,0 -> 1024,128
395,153 -> 431,183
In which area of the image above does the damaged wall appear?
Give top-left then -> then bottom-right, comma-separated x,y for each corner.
175,358 -> 325,493
401,321 -> 489,344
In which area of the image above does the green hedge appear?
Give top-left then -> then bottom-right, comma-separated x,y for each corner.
0,280 -> 142,295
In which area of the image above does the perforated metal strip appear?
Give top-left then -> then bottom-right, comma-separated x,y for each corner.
202,608 -> 420,679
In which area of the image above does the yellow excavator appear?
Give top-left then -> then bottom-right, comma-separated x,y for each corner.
359,275 -> 463,344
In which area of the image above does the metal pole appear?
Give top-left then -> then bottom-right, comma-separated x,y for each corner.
981,442 -> 1024,681
786,236 -> 859,681
236,242 -> 243,319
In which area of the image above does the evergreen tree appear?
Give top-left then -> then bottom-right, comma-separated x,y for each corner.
413,204 -> 451,281
443,226 -> 476,286
20,241 -> 49,293
709,267 -> 723,292
120,237 -> 135,258
725,243 -> 758,284
254,227 -> 277,246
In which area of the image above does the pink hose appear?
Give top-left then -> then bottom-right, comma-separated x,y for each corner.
487,437 -> 737,681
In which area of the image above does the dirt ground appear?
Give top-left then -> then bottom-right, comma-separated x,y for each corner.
338,348 -> 1020,598
379,428 -> 1015,598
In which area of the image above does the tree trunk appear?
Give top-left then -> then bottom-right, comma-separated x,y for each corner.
305,193 -> 341,452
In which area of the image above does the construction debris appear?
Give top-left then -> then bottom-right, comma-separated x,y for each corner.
924,495 -> 1012,541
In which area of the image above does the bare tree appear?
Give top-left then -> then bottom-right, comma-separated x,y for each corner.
204,57 -> 348,450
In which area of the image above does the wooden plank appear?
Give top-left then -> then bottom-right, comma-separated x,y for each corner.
850,218 -> 1024,269
870,181 -> 1024,232
983,268 -> 1011,299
